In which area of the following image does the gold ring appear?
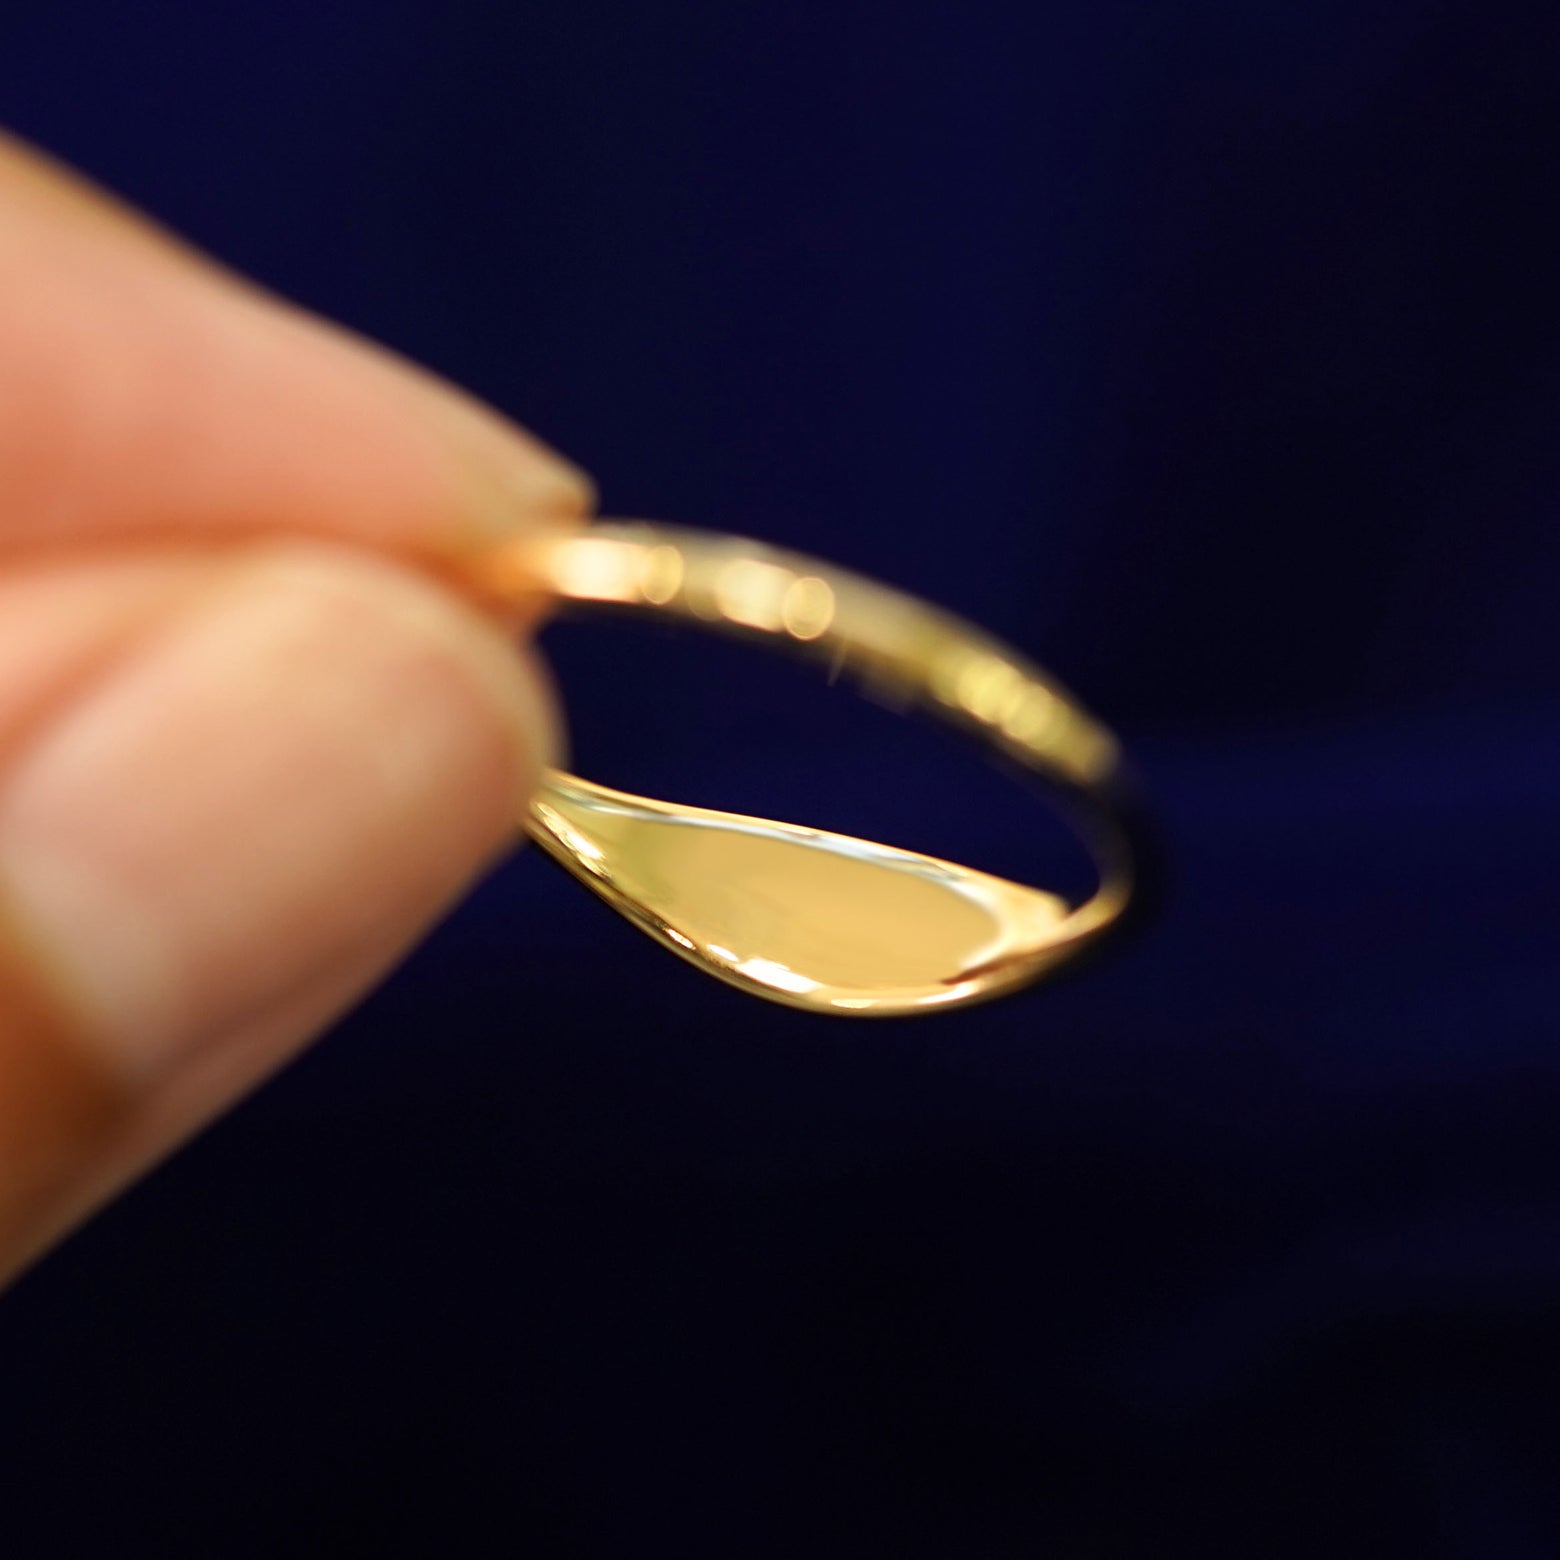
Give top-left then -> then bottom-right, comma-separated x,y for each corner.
472,521 -> 1150,1018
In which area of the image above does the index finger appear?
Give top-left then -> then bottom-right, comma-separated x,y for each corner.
0,131 -> 592,562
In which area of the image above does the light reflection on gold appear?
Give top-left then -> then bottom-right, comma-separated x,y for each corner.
930,651 -> 974,708
733,957 -> 819,995
530,803 -> 607,874
781,575 -> 835,640
999,685 -> 1059,748
638,544 -> 684,604
528,773 -> 1082,1016
714,558 -> 795,631
548,537 -> 642,602
957,654 -> 1024,724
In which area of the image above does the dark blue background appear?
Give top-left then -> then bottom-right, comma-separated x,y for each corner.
3,3 -> 1559,1554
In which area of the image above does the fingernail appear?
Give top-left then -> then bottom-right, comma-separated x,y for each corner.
0,543 -> 554,1081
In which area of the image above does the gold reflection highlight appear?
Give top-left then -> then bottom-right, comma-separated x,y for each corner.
999,685 -> 1058,745
715,558 -> 795,630
528,774 -> 1082,1016
548,537 -> 642,602
638,544 -> 684,604
956,654 -> 1024,724
781,575 -> 835,640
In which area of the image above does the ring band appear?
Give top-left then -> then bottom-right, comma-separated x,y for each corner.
472,521 -> 1151,1016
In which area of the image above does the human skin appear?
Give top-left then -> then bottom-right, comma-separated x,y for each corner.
0,132 -> 593,1284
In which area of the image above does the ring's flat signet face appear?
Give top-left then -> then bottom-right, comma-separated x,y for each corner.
529,772 -> 1078,1015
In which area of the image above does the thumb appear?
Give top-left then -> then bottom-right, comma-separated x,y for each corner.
0,542 -> 556,1284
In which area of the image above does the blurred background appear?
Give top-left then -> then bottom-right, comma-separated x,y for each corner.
3,2 -> 1559,1554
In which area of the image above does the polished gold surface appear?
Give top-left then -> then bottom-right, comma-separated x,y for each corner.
529,773 -> 1082,1013
473,522 -> 1140,1017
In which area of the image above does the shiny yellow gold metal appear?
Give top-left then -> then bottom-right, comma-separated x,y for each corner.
472,522 -> 1146,1017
